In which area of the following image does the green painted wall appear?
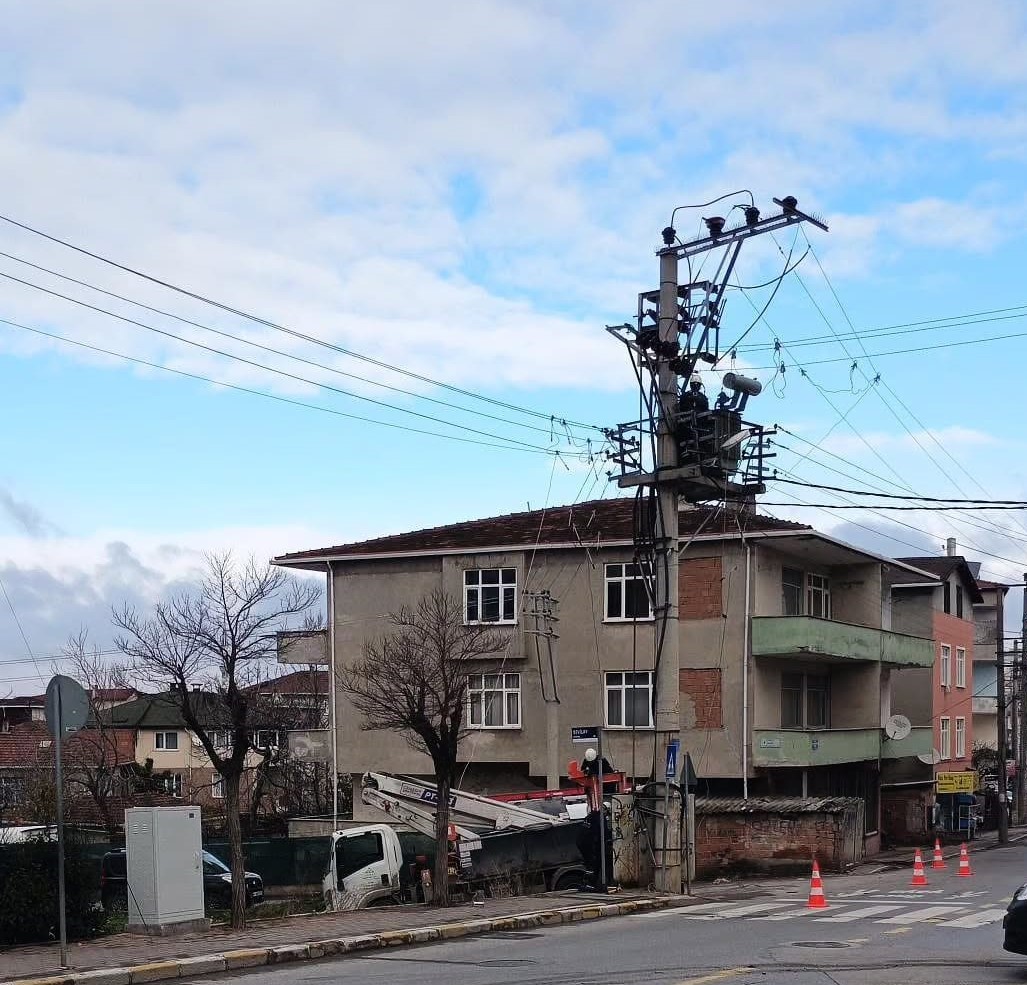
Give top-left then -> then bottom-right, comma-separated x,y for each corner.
752,617 -> 933,667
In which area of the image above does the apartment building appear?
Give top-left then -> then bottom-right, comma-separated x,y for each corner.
970,577 -> 1012,750
273,498 -> 935,853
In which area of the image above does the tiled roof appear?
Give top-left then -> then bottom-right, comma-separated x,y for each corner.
246,669 -> 328,696
0,721 -> 136,769
976,579 -> 1013,592
108,691 -> 224,729
695,796 -> 864,815
896,556 -> 984,603
274,500 -> 811,563
0,695 -> 44,708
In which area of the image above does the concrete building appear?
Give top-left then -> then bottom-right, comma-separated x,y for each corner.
970,578 -> 1012,751
273,498 -> 935,853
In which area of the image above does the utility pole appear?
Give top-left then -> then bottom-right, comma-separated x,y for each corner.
997,585 -> 1009,843
1020,574 -> 1027,825
524,591 -> 561,789
605,196 -> 827,892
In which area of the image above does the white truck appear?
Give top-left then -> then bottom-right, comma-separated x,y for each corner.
323,772 -> 591,910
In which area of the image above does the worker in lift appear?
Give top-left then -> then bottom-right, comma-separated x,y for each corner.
676,372 -> 710,465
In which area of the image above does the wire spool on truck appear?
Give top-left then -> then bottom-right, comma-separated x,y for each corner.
323,771 -> 593,910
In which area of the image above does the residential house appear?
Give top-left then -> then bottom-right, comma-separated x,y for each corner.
970,576 -> 1012,752
272,498 -> 936,855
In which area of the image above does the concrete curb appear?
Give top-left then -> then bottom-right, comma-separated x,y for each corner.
0,896 -> 690,985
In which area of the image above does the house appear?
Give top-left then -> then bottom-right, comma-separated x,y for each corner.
272,498 -> 936,855
970,576 -> 1012,752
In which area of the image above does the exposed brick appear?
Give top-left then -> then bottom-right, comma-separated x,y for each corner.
679,668 -> 722,729
679,558 -> 723,620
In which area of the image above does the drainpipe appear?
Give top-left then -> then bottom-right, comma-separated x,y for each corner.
327,560 -> 338,831
742,539 -> 753,800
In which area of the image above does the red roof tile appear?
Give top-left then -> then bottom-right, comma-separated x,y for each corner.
0,721 -> 136,769
246,669 -> 328,695
274,499 -> 811,563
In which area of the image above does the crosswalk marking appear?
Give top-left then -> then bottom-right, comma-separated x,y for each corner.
753,907 -> 826,921
937,908 -> 1009,928
814,905 -> 903,922
699,901 -> 794,918
878,906 -> 966,924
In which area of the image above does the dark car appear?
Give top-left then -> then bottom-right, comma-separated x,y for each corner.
1003,884 -> 1027,953
100,849 -> 264,912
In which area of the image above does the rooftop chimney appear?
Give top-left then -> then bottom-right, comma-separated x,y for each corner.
946,537 -> 957,557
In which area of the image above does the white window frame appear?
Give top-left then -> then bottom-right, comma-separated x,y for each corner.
604,671 -> 654,729
806,573 -> 832,619
154,731 -> 179,751
939,717 -> 951,760
162,773 -> 183,798
955,647 -> 966,688
604,562 -> 654,621
464,568 -> 518,625
212,774 -> 225,799
955,717 -> 966,758
940,644 -> 951,688
467,673 -> 521,729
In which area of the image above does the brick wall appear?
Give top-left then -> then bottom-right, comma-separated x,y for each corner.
695,806 -> 860,877
680,668 -> 722,729
679,557 -> 722,620
881,787 -> 932,846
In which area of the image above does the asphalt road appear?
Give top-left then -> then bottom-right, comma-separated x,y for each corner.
204,844 -> 1027,985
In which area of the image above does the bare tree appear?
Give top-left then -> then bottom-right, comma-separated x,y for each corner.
113,554 -> 321,928
339,590 -> 507,906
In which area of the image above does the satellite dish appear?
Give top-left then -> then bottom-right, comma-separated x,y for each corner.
884,714 -> 912,741
918,748 -> 943,765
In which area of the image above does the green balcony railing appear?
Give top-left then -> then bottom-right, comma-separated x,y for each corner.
753,728 -> 881,767
752,616 -> 933,667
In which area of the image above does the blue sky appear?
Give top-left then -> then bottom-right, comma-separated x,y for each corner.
2,0 -> 1027,692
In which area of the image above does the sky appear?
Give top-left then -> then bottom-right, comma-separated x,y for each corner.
2,0 -> 1027,694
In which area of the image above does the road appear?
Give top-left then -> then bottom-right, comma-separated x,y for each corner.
206,843 -> 1027,985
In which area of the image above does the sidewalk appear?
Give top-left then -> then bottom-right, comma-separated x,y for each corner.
857,823 -> 1027,870
0,891 -> 700,985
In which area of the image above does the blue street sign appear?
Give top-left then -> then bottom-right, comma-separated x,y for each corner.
665,739 -> 679,779
571,726 -> 600,744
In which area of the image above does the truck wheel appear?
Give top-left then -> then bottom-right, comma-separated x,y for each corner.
553,872 -> 586,891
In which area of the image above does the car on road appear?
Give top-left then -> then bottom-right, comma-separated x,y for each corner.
100,848 -> 264,912
1004,883 -> 1027,953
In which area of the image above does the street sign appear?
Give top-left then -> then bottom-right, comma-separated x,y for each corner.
571,725 -> 599,744
45,676 -> 89,739
936,771 -> 978,794
680,752 -> 698,792
665,739 -> 679,780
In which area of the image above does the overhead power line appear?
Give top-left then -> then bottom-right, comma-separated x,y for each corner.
0,212 -> 604,432
772,477 -> 1027,505
761,501 -> 1027,511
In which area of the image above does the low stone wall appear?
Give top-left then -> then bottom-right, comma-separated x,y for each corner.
695,796 -> 863,877
880,786 -> 932,846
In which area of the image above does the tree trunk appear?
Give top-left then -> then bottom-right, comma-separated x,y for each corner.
225,773 -> 247,929
433,773 -> 451,907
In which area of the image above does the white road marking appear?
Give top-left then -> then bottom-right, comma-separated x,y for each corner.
814,905 -> 904,922
752,907 -> 827,921
693,901 -> 795,918
878,906 -> 967,924
936,908 -> 1009,928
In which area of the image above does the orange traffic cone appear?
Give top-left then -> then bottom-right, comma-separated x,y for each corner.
910,848 -> 929,887
807,859 -> 829,909
932,839 -> 946,870
958,842 -> 973,878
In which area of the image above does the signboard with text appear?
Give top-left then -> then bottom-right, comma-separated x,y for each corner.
571,726 -> 599,744
936,771 -> 978,794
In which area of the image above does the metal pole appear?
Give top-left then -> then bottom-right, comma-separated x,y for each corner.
326,560 -> 339,831
54,687 -> 68,968
597,729 -> 606,890
997,586 -> 1009,843
1020,574 -> 1027,825
661,773 -> 670,889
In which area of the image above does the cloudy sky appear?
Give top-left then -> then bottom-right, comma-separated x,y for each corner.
2,1 -> 1026,693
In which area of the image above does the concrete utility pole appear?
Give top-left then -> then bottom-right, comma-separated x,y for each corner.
524,591 -> 561,789
1020,574 -> 1027,824
998,585 -> 1009,843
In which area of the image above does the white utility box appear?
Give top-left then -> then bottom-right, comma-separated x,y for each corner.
125,806 -> 209,935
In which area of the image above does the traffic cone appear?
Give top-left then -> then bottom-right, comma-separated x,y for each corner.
910,848 -> 929,887
807,859 -> 829,909
958,842 -> 973,878
932,839 -> 946,870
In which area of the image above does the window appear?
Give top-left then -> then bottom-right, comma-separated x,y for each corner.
605,562 -> 653,620
335,831 -> 385,881
161,773 -> 183,798
212,774 -> 225,799
781,673 -> 831,729
605,671 -> 653,728
782,567 -> 804,616
468,673 -> 521,728
154,731 -> 179,751
943,581 -> 951,614
939,717 -> 951,760
956,584 -> 964,619
955,717 -> 966,758
940,644 -> 951,688
464,568 -> 517,624
806,574 -> 832,619
955,647 -> 967,688
0,776 -> 24,807
250,730 -> 282,751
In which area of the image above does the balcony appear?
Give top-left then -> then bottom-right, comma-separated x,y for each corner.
753,726 -> 932,767
752,617 -> 933,667
973,696 -> 998,716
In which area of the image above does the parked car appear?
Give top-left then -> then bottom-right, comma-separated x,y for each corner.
100,848 -> 264,912
1004,883 -> 1027,954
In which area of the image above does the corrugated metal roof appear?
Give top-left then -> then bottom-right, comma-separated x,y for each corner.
695,796 -> 864,815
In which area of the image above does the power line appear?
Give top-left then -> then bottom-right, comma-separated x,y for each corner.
0,315 -> 566,456
761,501 -> 1027,511
0,576 -> 43,683
0,211 -> 604,432
773,477 -> 1027,505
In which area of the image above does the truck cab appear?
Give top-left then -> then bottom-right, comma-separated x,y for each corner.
324,825 -> 436,910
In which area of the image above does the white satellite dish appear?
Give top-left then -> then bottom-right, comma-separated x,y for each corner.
884,714 -> 912,741
917,748 -> 943,765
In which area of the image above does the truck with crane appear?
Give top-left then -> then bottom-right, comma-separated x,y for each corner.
322,769 -> 625,910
